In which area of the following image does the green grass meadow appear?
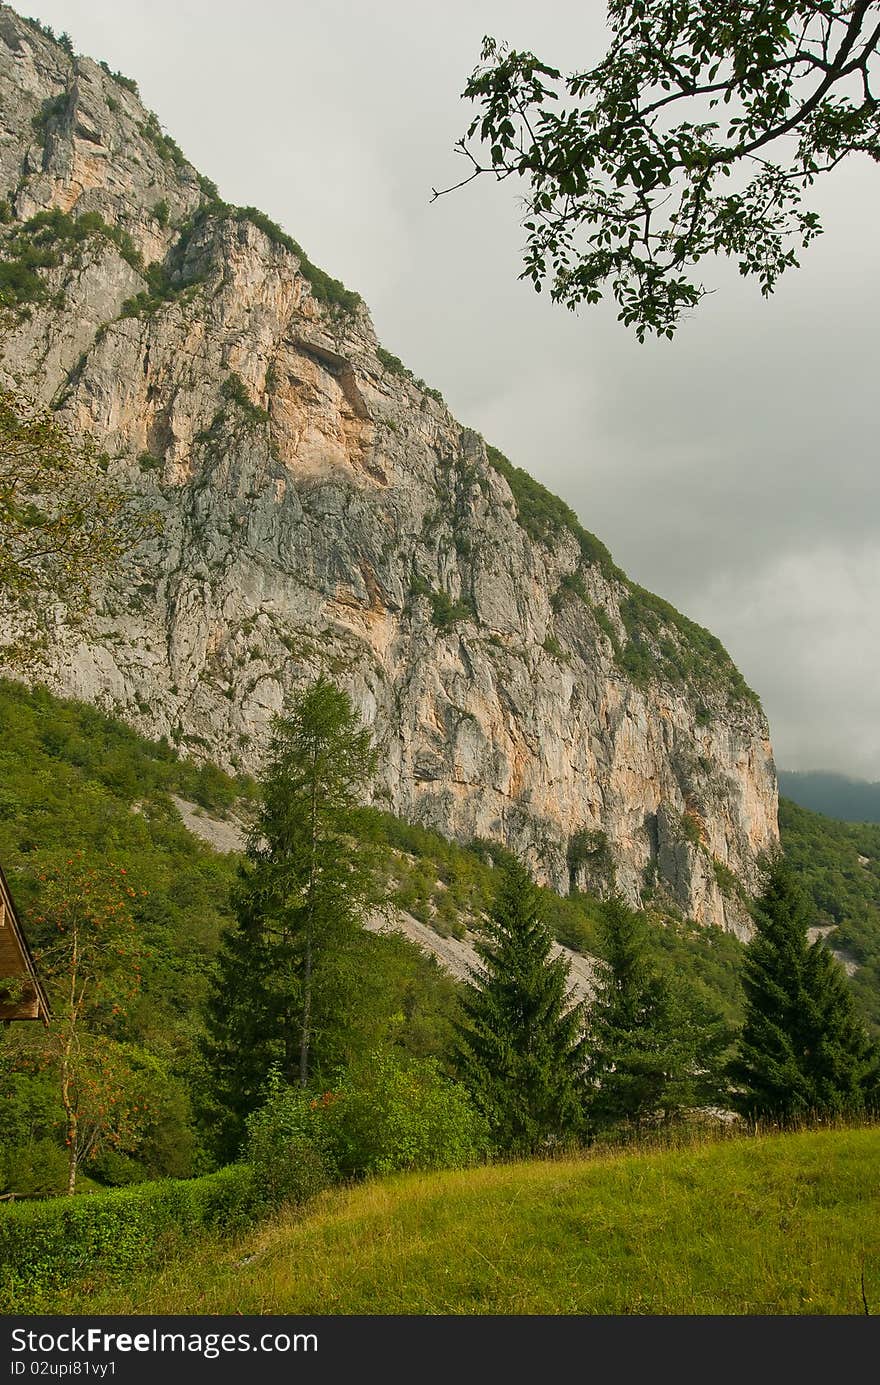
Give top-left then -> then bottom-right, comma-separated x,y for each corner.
44,1128 -> 880,1315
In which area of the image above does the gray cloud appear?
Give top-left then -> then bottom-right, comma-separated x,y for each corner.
27,0 -> 880,778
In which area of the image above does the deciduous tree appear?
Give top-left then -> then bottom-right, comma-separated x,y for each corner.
440,3 -> 880,339
0,389 -> 156,663
15,855 -> 150,1194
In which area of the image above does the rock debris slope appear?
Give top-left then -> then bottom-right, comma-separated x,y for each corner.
0,7 -> 777,931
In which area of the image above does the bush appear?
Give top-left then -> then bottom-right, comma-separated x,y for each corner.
0,1164 -> 258,1309
244,1076 -> 334,1210
323,1052 -> 490,1178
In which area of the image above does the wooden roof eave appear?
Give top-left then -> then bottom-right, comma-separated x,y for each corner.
0,862 -> 51,1024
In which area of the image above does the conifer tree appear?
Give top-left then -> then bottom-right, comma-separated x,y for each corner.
203,678 -> 385,1156
456,859 -> 585,1155
731,859 -> 878,1123
584,897 -> 728,1135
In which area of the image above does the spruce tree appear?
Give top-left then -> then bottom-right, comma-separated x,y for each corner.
731,859 -> 878,1123
584,897 -> 728,1135
456,859 -> 585,1155
203,678 -> 385,1156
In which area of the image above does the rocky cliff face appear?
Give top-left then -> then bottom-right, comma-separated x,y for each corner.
0,7 -> 778,933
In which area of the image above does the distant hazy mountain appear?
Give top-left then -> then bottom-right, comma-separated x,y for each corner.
779,771 -> 880,824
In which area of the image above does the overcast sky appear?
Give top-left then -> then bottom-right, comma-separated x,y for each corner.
24,0 -> 880,779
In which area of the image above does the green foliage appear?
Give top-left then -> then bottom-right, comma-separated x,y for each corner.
29,1129 -> 880,1315
163,199 -> 360,313
712,857 -> 740,898
779,798 -> 880,1030
0,681 -> 249,1188
138,112 -> 187,169
376,345 -> 445,403
14,856 -> 152,1194
0,389 -> 157,664
618,585 -> 757,704
203,679 -> 387,1147
486,444 -> 619,578
120,252 -> 206,318
244,1073 -> 333,1209
485,443 -> 755,703
215,204 -> 361,313
98,61 -> 140,97
454,9 -> 878,337
371,808 -> 745,1023
152,199 -> 170,228
584,898 -> 731,1134
31,92 -> 69,147
20,16 -> 68,50
429,588 -> 474,629
220,372 -> 269,424
679,810 -> 704,847
731,861 -> 878,1122
0,1164 -> 258,1310
322,1051 -> 490,1178
1,208 -> 142,316
457,861 -> 586,1154
542,633 -> 564,659
567,827 -> 616,892
197,173 -> 220,201
408,576 -> 474,629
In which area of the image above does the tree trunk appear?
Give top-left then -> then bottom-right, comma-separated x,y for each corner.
61,1055 -> 78,1196
66,1137 -> 78,1197
299,741 -> 319,1088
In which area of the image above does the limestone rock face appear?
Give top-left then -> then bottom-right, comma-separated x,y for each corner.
0,8 -> 778,932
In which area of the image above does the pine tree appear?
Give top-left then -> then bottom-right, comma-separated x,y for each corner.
584,897 -> 729,1135
456,859 -> 585,1155
203,678 -> 385,1156
731,859 -> 878,1123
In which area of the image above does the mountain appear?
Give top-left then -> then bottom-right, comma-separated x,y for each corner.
778,771 -> 880,825
0,6 -> 777,933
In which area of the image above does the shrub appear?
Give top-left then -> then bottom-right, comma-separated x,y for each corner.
220,372 -> 269,424
376,345 -> 444,403
139,113 -> 187,170
244,1075 -> 334,1210
680,810 -> 705,848
429,589 -> 474,630
323,1051 -> 491,1178
31,93 -> 69,147
99,61 -> 140,97
1,209 -> 144,316
0,1165 -> 258,1309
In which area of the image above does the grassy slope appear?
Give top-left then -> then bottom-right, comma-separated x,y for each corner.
53,1128 -> 880,1315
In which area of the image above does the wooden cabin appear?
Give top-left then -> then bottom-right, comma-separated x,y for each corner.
0,863 -> 50,1023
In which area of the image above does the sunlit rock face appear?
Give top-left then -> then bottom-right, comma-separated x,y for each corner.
0,7 -> 777,933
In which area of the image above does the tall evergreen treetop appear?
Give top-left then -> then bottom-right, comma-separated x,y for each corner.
456,859 -> 585,1155
203,678 -> 386,1155
584,897 -> 729,1135
731,859 -> 878,1123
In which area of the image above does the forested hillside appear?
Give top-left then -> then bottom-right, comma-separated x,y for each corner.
0,681 -> 459,1193
778,797 -> 880,1028
2,678 -> 879,1196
